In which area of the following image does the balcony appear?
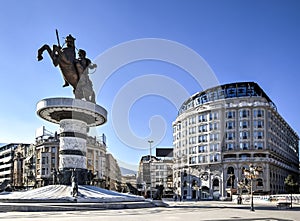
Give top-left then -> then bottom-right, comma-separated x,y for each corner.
223,157 -> 269,163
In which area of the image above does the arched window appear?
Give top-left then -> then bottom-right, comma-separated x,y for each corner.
226,167 -> 235,188
213,179 -> 219,191
213,179 -> 219,187
226,175 -> 235,188
227,167 -> 234,174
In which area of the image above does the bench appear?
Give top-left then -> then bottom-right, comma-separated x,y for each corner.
276,202 -> 291,209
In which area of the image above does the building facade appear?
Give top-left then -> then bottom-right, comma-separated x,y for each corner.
12,144 -> 35,189
35,132 -> 60,187
0,143 -> 32,190
137,155 -> 173,198
173,82 -> 299,200
105,153 -> 122,191
0,144 -> 18,184
35,128 -> 108,187
86,134 -> 107,187
1,131 -> 121,191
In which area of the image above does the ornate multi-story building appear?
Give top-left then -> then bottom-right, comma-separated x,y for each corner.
35,131 -> 59,187
105,153 -> 122,191
13,144 -> 35,189
86,134 -> 107,187
173,82 -> 299,200
137,155 -> 173,198
1,130 -> 117,191
35,127 -> 108,187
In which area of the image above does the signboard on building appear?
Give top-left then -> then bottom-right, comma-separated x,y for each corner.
156,148 -> 173,157
35,126 -> 45,138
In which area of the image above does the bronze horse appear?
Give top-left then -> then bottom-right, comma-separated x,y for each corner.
37,34 -> 96,103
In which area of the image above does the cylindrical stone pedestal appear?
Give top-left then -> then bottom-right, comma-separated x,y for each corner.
36,97 -> 107,186
59,119 -> 88,184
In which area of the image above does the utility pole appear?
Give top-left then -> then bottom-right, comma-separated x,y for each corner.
148,140 -> 153,199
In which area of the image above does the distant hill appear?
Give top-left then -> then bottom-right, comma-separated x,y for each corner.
0,143 -> 6,147
120,167 -> 137,175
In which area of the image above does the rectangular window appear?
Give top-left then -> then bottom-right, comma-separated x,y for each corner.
189,146 -> 196,154
189,127 -> 196,134
198,145 -> 207,153
198,114 -> 207,122
210,144 -> 219,152
189,116 -> 196,125
240,131 -> 249,139
199,155 -> 207,163
198,124 -> 207,132
226,121 -> 235,129
189,137 -> 196,144
227,88 -> 236,97
239,109 -> 249,118
200,94 -> 208,103
42,157 -> 46,164
210,154 -> 220,162
226,132 -> 235,140
209,133 -> 219,141
226,111 -> 235,119
254,120 -> 264,128
189,156 -> 196,164
240,120 -> 249,128
218,89 -> 225,98
226,143 -> 234,150
254,131 -> 264,139
240,142 -> 249,150
209,112 -> 219,120
254,142 -> 264,149
209,123 -> 219,131
51,147 -> 56,153
198,135 -> 207,143
254,109 -> 264,118
237,87 -> 247,96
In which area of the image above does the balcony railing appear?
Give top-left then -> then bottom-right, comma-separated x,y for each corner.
223,157 -> 269,163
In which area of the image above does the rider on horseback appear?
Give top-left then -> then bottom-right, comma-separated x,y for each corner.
59,34 -> 76,87
37,31 -> 97,103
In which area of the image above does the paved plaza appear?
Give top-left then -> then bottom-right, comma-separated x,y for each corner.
0,200 -> 299,221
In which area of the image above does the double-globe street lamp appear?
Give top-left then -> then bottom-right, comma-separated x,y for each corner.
243,164 -> 263,212
148,140 -> 154,199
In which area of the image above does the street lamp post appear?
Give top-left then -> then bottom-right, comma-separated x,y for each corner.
243,164 -> 262,212
148,140 -> 153,199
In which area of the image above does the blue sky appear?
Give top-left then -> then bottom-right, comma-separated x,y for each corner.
0,0 -> 299,170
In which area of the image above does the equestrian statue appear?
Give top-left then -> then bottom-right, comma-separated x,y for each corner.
37,30 -> 96,103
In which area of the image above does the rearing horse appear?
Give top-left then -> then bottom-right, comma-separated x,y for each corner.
37,34 -> 96,103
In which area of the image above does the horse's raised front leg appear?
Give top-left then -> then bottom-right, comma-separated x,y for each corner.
37,44 -> 52,61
